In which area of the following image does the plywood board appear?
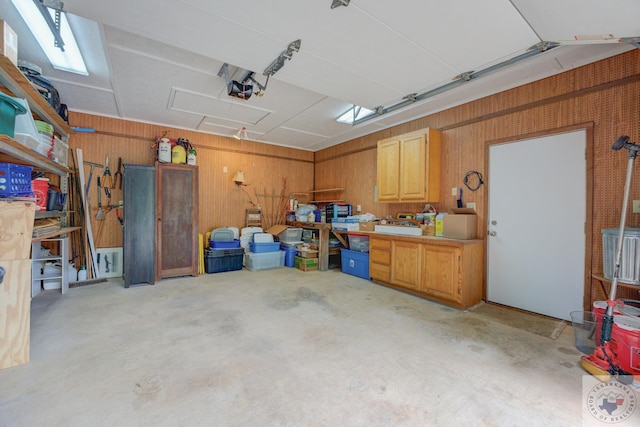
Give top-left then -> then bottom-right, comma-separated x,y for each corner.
0,259 -> 31,369
0,201 -> 35,261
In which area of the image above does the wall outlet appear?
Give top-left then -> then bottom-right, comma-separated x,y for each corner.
633,200 -> 640,213
356,204 -> 362,212
223,166 -> 228,173
452,187 -> 458,196
466,202 -> 477,211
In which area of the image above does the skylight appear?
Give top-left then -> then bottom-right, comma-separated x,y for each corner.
336,105 -> 374,124
11,0 -> 88,75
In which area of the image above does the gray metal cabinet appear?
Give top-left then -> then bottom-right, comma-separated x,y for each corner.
123,164 -> 155,287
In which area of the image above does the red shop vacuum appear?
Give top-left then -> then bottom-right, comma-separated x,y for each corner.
581,136 -> 640,384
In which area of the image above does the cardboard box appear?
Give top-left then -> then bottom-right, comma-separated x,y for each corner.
331,219 -> 360,231
294,256 -> 318,271
266,224 -> 290,236
296,248 -> 318,258
443,208 -> 477,239
359,221 -> 380,232
0,20 -> 18,66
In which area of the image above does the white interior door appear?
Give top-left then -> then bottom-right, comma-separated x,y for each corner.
487,130 -> 586,321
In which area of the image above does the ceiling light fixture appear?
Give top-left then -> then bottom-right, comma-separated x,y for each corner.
233,126 -> 248,140
331,0 -> 350,9
10,0 -> 87,75
263,39 -> 301,77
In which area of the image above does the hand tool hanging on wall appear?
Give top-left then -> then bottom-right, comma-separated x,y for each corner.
102,156 -> 113,189
113,157 -> 123,190
104,185 -> 112,209
96,176 -> 105,220
84,161 -> 102,200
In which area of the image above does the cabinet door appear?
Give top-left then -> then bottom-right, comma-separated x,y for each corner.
390,240 -> 422,290
123,165 -> 155,287
156,164 -> 199,280
422,244 -> 460,303
369,237 -> 391,281
376,139 -> 400,202
399,133 -> 427,201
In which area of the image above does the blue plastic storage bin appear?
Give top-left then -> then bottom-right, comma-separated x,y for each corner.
204,248 -> 244,273
340,248 -> 370,279
210,239 -> 241,249
249,242 -> 280,253
282,247 -> 297,267
0,163 -> 33,196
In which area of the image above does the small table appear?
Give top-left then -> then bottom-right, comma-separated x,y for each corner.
289,222 -> 347,271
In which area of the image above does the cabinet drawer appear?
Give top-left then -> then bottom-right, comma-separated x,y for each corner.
370,248 -> 390,265
370,262 -> 390,282
370,238 -> 391,251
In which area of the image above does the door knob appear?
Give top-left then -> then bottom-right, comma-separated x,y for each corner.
488,230 -> 497,236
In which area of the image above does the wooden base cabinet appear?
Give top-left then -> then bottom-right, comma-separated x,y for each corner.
369,234 -> 483,309
370,237 -> 391,282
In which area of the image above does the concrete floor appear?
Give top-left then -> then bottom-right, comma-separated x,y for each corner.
1,268 -> 588,426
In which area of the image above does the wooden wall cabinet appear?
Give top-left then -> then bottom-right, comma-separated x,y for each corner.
155,163 -> 199,281
376,128 -> 441,203
369,234 -> 483,309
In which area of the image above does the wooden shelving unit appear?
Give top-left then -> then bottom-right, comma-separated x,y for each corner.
294,187 -> 345,204
0,55 -> 72,137
0,54 -> 75,369
0,135 -> 70,176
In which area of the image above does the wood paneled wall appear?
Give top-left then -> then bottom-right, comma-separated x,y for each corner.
68,50 -> 640,307
68,113 -> 314,249
315,49 -> 640,309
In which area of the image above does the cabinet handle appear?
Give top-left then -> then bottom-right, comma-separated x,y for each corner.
488,230 -> 497,237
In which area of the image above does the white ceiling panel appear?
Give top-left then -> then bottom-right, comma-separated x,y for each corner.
357,0 -> 540,72
260,127 -> 330,150
2,0 -> 636,151
170,89 -> 271,125
272,52 -> 405,108
282,98 -> 357,137
511,0 -> 640,41
197,119 -> 265,138
48,80 -> 120,118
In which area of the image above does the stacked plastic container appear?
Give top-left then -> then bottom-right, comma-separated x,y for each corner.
278,227 -> 303,267
35,120 -> 54,159
246,232 -> 284,271
205,227 -> 243,273
341,232 -> 371,279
